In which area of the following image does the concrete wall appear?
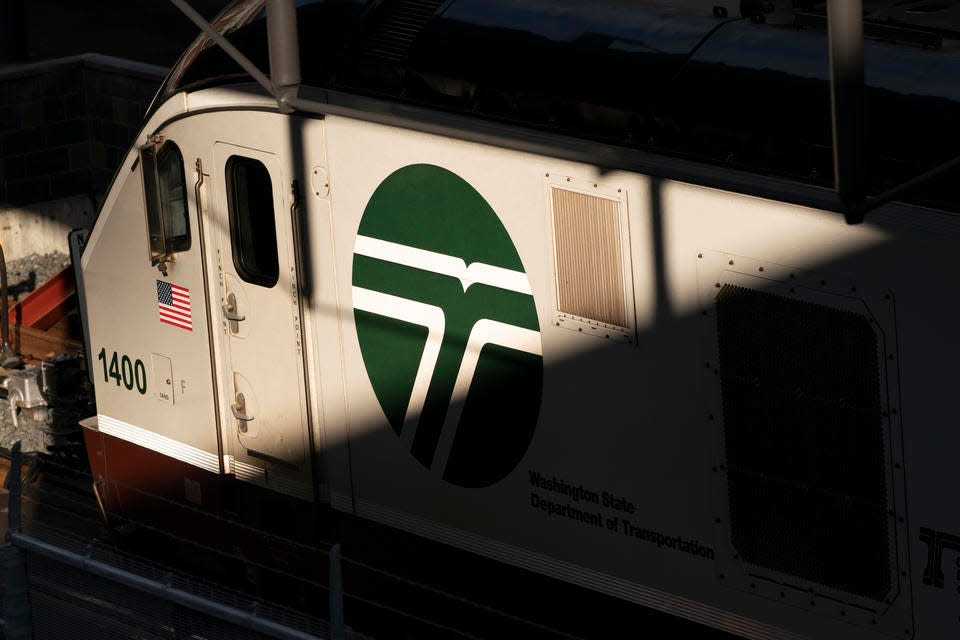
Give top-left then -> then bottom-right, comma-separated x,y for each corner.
0,54 -> 165,260
5,0 -> 228,68
0,195 -> 93,260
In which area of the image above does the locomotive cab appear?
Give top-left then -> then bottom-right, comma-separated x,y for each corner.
82,101 -> 335,520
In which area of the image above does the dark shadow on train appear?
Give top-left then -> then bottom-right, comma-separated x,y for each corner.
303,174 -> 928,638
77,166 -> 948,639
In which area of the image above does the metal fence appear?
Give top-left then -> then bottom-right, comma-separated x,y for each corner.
0,442 -> 349,640
0,440 -> 587,640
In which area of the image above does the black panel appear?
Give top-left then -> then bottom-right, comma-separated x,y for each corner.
715,285 -> 891,601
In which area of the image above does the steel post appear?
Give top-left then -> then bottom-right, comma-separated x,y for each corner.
2,441 -> 31,640
329,544 -> 345,640
0,544 -> 32,640
827,0 -> 866,222
6,441 -> 21,534
266,0 -> 301,112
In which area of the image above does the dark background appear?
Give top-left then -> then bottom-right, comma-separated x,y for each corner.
1,0 -> 230,67
0,0 -> 233,207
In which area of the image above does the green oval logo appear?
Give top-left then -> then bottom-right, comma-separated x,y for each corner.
352,164 -> 542,488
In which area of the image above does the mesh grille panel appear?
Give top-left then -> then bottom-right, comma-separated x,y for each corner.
715,285 -> 891,601
551,188 -> 627,327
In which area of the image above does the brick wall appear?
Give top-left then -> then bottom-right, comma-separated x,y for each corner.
0,55 -> 166,207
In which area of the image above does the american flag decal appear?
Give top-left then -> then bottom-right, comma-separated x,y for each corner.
157,280 -> 192,331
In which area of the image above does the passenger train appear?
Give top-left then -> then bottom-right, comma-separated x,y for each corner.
76,0 -> 960,637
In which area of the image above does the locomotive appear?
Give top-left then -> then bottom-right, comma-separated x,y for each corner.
77,0 -> 960,637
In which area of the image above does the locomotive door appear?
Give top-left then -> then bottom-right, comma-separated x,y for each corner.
209,141 -> 309,470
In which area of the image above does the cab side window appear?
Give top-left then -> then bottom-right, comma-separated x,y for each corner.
225,155 -> 279,288
142,141 -> 191,268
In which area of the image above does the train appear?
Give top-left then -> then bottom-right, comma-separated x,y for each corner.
74,0 -> 960,638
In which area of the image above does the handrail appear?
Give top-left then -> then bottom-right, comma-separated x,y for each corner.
168,0 -> 277,99
7,531 -> 328,640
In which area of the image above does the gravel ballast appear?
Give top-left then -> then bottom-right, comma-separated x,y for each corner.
1,251 -> 75,453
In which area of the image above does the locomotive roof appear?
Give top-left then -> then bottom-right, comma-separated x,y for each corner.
158,0 -> 960,212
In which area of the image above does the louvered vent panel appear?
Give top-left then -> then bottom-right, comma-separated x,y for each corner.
357,0 -> 447,61
551,188 -> 627,327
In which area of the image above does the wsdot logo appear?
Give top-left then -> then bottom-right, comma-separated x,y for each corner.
353,164 -> 542,488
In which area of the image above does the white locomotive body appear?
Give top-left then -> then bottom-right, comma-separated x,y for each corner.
78,1 -> 960,638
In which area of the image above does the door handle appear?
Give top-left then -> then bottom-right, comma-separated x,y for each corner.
231,402 -> 253,421
222,292 -> 245,322
232,392 -> 254,432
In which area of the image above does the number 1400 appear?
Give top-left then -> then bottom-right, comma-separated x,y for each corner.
97,348 -> 147,394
